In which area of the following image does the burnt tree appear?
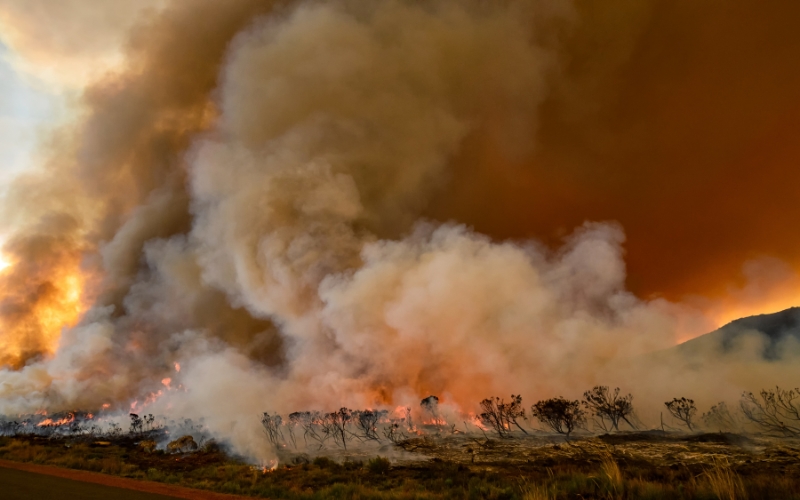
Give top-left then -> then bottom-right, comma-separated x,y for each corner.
665,397 -> 697,431
323,408 -> 353,449
479,395 -> 528,438
261,412 -> 284,447
702,402 -> 740,432
740,387 -> 800,436
353,409 -> 383,442
582,386 -> 635,432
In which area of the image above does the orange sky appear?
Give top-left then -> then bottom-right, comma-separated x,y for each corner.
428,1 -> 800,316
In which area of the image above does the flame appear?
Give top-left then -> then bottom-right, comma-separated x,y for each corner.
0,252 -> 92,369
174,362 -> 180,372
37,412 -> 75,427
467,413 -> 490,431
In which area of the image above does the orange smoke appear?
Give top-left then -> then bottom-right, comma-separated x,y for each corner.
0,240 -> 92,369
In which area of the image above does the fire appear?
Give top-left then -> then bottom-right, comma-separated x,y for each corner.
37,412 -> 75,427
0,252 -> 92,369
174,362 -> 180,372
467,413 -> 490,432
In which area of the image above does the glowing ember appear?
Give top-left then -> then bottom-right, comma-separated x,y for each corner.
161,377 -> 172,388
174,362 -> 180,372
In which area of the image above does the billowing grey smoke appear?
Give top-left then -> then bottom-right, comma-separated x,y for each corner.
1,0 -> 796,463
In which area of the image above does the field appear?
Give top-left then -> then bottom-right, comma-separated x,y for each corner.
1,430 -> 799,499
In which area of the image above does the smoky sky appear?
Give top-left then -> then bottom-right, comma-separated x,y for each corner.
428,0 -> 800,302
1,0 -> 799,462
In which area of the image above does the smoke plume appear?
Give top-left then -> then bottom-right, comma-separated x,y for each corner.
0,0 -> 797,461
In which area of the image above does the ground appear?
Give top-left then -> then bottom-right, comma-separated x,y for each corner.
0,431 -> 799,499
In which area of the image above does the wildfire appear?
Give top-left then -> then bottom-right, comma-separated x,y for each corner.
0,252 -> 92,369
37,412 -> 75,427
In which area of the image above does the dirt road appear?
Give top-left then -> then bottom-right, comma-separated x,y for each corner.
0,459 -> 254,500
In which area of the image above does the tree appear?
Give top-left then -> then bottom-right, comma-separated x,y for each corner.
261,412 -> 284,447
421,395 -> 444,425
740,387 -> 800,437
129,413 -> 144,434
531,397 -> 585,439
353,409 -> 384,442
479,395 -> 528,438
582,386 -> 635,432
323,408 -> 353,449
665,398 -> 697,431
702,402 -> 739,432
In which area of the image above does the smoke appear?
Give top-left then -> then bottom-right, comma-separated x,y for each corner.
0,0 -> 797,462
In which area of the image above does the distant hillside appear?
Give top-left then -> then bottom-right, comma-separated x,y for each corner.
674,307 -> 800,361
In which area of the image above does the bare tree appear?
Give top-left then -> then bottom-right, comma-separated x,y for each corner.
740,387 -> 800,437
665,398 -> 697,431
531,397 -> 585,439
479,395 -> 528,438
291,411 -> 329,449
129,413 -> 144,434
353,409 -> 383,442
261,412 -> 284,447
323,408 -> 353,449
501,395 -> 528,434
384,407 -> 412,444
480,398 -> 506,438
702,402 -> 740,432
582,386 -> 635,432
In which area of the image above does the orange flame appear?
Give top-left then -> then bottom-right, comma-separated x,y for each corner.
37,412 -> 75,427
0,247 -> 93,369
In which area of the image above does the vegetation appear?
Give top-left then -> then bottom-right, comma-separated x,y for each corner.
2,432 -> 800,499
740,386 -> 800,436
665,398 -> 698,431
4,385 -> 800,498
530,397 -> 584,439
582,386 -> 636,432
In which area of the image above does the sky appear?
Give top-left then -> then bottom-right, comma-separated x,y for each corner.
0,42 -> 59,194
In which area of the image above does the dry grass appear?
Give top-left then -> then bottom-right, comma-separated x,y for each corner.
702,457 -> 747,500
599,453 -> 623,497
2,433 -> 800,498
522,484 -> 553,500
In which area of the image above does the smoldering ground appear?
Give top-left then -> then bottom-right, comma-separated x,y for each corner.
0,0 -> 799,463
